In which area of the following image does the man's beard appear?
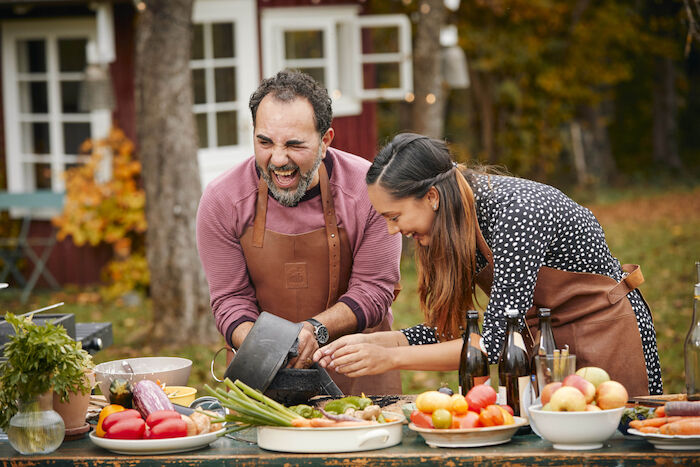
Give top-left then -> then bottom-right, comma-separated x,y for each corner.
258,145 -> 324,207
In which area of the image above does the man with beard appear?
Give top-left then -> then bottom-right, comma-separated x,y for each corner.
196,70 -> 403,395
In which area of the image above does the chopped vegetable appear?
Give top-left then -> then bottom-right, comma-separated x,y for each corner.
289,404 -> 322,419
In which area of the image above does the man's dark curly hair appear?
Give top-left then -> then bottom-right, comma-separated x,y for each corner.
249,69 -> 333,136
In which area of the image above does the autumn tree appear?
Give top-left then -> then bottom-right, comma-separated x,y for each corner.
134,0 -> 216,345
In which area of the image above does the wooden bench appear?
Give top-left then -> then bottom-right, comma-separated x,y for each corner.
0,191 -> 64,303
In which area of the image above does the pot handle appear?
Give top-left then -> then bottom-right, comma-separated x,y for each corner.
357,429 -> 390,447
210,346 -> 235,383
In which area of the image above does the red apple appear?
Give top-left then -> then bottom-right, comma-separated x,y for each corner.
595,380 -> 628,410
549,386 -> 587,412
540,382 -> 563,405
563,374 -> 596,404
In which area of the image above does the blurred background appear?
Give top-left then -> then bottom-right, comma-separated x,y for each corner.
0,0 -> 697,396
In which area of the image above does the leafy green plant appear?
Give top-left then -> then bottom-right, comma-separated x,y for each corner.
0,313 -> 94,430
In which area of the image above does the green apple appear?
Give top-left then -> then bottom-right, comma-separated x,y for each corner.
575,366 -> 611,389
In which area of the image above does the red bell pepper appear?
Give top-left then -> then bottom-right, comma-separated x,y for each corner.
102,409 -> 142,432
104,417 -> 146,439
147,417 -> 188,439
146,409 -> 182,428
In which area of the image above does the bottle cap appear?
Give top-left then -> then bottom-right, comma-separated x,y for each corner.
538,308 -> 551,317
467,309 -> 479,319
505,308 -> 520,318
695,283 -> 700,297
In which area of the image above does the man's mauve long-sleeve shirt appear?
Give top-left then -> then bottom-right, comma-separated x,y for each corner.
196,147 -> 402,346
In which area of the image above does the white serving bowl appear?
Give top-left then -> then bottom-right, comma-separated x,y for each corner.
94,357 -> 192,403
528,404 -> 625,450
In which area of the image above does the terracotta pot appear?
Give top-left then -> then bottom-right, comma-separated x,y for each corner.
53,370 -> 96,430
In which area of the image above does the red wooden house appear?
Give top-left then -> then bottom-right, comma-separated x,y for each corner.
0,0 -> 412,288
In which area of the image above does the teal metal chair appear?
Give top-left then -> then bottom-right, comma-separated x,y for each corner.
0,191 -> 64,303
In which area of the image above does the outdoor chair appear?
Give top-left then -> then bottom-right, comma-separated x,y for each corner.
0,191 -> 64,303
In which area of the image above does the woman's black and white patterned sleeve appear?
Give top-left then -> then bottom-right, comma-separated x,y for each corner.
481,194 -> 556,363
400,324 -> 439,345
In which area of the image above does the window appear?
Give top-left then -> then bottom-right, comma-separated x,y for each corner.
192,0 -> 259,187
261,6 -> 412,117
2,18 -> 101,197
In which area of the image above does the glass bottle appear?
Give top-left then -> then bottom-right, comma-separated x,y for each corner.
498,308 -> 531,417
7,390 -> 65,455
459,309 -> 489,395
685,283 -> 700,401
531,308 -> 557,396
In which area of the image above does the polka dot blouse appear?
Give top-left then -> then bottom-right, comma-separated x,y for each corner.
400,173 -> 663,395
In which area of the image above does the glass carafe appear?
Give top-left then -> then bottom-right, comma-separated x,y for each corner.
7,390 -> 65,455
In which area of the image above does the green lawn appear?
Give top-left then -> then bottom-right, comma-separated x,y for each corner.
1,185 -> 697,397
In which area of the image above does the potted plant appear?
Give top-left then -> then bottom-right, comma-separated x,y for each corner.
0,312 -> 94,453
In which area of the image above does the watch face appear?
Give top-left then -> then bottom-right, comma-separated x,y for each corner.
316,325 -> 329,345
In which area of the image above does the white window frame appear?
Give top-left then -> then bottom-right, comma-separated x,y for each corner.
261,6 -> 413,117
192,0 -> 259,187
1,17 -> 105,208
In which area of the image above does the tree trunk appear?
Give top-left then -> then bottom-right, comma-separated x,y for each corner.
467,66 -> 495,162
411,0 -> 446,138
578,101 -> 617,185
134,0 -> 216,346
652,56 -> 682,169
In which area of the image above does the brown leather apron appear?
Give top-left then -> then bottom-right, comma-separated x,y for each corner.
235,163 -> 402,396
472,217 -> 651,397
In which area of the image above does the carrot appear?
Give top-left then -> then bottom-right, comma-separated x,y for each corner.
629,416 -> 682,429
309,418 -> 338,427
659,418 -> 700,436
654,406 -> 666,417
638,426 -> 660,433
291,418 -> 312,427
664,401 -> 700,417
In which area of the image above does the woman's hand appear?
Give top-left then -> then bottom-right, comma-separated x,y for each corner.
312,333 -> 371,368
320,342 -> 398,377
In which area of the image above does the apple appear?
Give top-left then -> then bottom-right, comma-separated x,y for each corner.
549,386 -> 587,412
595,380 -> 628,410
562,374 -> 596,404
585,404 -> 602,411
576,366 -> 611,389
540,382 -> 563,405
542,403 -> 553,411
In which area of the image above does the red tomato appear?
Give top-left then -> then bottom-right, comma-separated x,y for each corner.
478,405 -> 505,427
410,410 -> 434,429
146,410 -> 182,428
105,417 -> 146,439
465,384 -> 498,413
499,404 -> 514,416
148,418 -> 188,439
102,409 -> 142,432
452,411 -> 481,429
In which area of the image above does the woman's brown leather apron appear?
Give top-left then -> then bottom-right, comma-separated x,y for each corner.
473,220 -> 651,397
235,163 -> 402,396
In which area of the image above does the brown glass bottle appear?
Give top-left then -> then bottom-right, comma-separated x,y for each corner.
459,310 -> 489,395
498,308 -> 531,417
531,308 -> 557,396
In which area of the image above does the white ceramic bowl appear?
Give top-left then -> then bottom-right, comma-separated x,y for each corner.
528,404 -> 625,450
94,357 -> 192,403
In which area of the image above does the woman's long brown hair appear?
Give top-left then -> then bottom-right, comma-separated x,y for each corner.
367,133 -> 480,340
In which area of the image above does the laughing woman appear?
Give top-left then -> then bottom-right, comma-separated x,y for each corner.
313,133 -> 661,397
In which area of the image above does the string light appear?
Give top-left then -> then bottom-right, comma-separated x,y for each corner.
136,1 -> 146,11
331,89 -> 342,99
420,3 -> 431,14
426,93 -> 436,104
405,92 -> 415,102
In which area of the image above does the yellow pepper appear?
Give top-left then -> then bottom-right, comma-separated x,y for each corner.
96,404 -> 125,437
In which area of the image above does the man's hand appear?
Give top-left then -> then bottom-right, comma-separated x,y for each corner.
287,322 -> 319,369
231,321 -> 255,350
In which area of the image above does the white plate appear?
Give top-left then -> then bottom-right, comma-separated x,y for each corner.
89,428 -> 225,455
409,416 -> 528,448
257,412 -> 404,453
628,428 -> 700,451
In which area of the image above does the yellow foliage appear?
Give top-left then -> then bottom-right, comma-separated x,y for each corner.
53,127 -> 149,297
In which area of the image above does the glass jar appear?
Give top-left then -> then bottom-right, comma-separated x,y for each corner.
7,390 -> 65,455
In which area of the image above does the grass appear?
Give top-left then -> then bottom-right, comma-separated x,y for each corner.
0,185 -> 697,397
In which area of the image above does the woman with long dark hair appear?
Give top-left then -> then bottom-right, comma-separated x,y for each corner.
314,133 -> 661,396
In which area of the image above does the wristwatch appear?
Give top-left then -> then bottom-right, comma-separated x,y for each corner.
306,318 -> 329,346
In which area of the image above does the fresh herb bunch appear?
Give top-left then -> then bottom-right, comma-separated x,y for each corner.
0,313 -> 94,430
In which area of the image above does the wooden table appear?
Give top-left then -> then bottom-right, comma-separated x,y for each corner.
0,426 -> 696,466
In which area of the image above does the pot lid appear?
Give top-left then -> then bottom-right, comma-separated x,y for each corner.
223,312 -> 302,392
